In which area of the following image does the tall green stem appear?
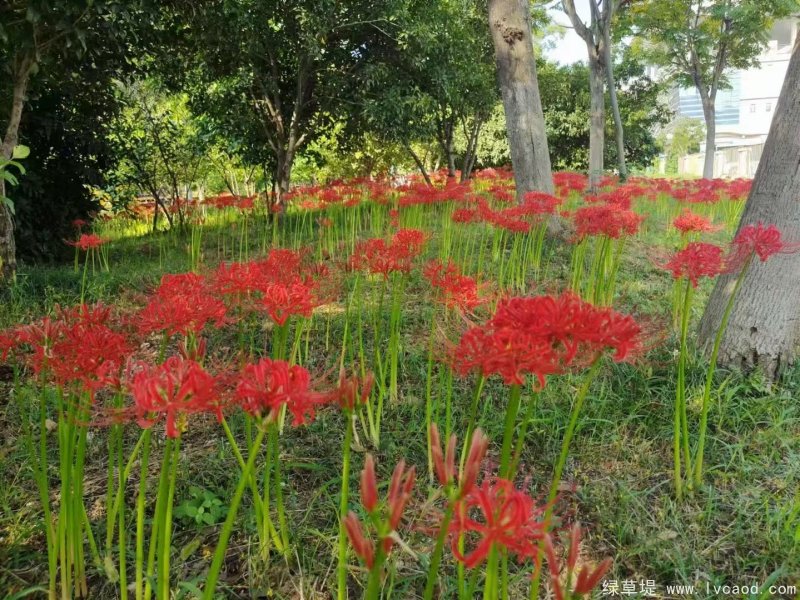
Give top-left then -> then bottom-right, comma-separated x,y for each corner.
337,414 -> 354,600
203,427 -> 267,599
693,255 -> 752,487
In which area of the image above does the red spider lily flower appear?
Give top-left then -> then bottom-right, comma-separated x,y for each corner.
72,218 -> 88,230
260,278 -> 318,326
389,208 -> 400,228
521,191 -> 562,216
451,206 -> 480,224
449,478 -> 548,568
390,228 -> 427,257
543,524 -> 612,599
67,233 -> 109,251
453,293 -> 641,387
49,305 -> 131,396
424,259 -> 485,311
664,242 -> 724,287
235,358 -> 327,425
332,367 -> 374,412
573,204 -> 643,239
344,511 -> 375,568
137,273 -> 228,337
130,356 -> 218,438
361,454 -> 379,513
430,423 -> 488,497
728,222 -> 791,265
349,230 -> 426,278
386,459 -> 416,534
672,210 -> 718,234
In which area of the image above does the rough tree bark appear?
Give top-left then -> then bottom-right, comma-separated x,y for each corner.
0,52 -> 34,281
701,97 -> 717,178
587,54 -> 606,191
697,36 -> 800,379
488,0 -> 554,197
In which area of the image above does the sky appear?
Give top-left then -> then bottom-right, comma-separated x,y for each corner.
541,0 -> 592,65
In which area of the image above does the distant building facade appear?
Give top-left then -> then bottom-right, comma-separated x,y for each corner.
670,18 -> 797,177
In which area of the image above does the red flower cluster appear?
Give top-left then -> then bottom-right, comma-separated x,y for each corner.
730,222 -> 787,263
68,233 -> 109,251
349,229 -> 426,277
423,259 -> 485,311
212,250 -> 327,325
573,204 -> 643,240
454,293 -> 641,386
138,273 -> 227,337
2,304 -> 130,398
664,242 -> 724,286
130,356 -> 219,438
449,478 -> 548,567
235,358 -> 327,425
49,305 -> 130,397
672,210 -> 717,234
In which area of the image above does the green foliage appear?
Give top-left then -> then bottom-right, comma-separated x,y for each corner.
174,486 -> 228,527
475,58 -> 670,172
0,145 -> 28,215
659,117 -> 706,174
632,0 -> 799,91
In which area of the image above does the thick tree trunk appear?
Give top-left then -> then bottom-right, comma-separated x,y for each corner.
0,53 -> 33,281
587,53 -> 606,191
697,37 -> 800,379
603,27 -> 627,180
488,0 -> 554,198
701,98 -> 716,178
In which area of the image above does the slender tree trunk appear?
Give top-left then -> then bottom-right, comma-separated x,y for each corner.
404,142 -> 433,186
488,0 -> 554,198
0,53 -> 33,281
603,28 -> 627,180
697,37 -> 800,379
461,117 -> 484,183
701,98 -> 716,178
587,53 -> 606,191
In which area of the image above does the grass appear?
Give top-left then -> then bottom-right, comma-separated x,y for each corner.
0,190 -> 798,599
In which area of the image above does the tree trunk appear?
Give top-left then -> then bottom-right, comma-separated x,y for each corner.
697,37 -> 800,379
587,53 -> 606,191
701,98 -> 716,178
404,142 -> 433,186
603,27 -> 627,180
0,53 -> 33,281
488,0 -> 554,198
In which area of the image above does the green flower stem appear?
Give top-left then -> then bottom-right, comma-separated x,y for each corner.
510,388 -> 540,476
423,500 -> 455,600
135,429 -> 151,600
547,359 -> 603,510
674,280 -> 693,500
337,413 -> 354,600
693,254 -> 752,487
203,426 -> 267,599
144,437 -> 172,600
159,438 -> 180,599
499,384 -> 522,478
365,547 -> 387,600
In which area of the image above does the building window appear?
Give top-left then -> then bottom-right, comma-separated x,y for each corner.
766,102 -> 772,112
750,103 -> 756,113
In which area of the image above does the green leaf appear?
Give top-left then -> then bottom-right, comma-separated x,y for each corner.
12,145 -> 30,160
